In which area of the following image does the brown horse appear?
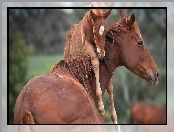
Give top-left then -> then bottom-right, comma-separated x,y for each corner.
130,102 -> 166,124
14,10 -> 159,124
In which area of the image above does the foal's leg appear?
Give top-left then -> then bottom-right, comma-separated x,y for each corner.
107,79 -> 117,123
107,79 -> 121,132
85,39 -> 105,116
91,57 -> 105,116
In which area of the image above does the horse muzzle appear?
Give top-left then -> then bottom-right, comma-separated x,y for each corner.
97,48 -> 105,59
146,69 -> 159,86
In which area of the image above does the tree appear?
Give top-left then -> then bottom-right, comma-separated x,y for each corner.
9,30 -> 33,123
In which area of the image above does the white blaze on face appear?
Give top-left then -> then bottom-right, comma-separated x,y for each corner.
99,25 -> 104,36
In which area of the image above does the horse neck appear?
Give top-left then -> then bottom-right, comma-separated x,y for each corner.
105,28 -> 123,70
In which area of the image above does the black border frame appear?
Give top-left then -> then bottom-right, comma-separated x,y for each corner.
7,6 -> 167,125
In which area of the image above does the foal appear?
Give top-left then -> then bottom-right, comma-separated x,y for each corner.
64,9 -> 112,116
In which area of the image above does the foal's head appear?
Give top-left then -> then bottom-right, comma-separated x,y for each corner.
111,10 -> 159,86
89,9 -> 112,58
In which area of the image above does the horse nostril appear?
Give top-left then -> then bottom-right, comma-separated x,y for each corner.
148,75 -> 152,81
156,71 -> 159,77
156,70 -> 159,81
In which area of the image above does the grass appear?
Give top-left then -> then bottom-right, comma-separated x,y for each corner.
27,54 -> 63,79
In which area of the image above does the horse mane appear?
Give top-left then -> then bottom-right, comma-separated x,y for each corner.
65,56 -> 95,97
104,20 -> 125,72
110,15 -> 135,34
52,60 -> 70,74
51,57 -> 95,97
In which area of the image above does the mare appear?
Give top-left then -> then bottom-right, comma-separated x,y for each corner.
130,102 -> 166,124
14,10 -> 159,125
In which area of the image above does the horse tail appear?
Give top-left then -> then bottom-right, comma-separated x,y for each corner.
21,109 -> 35,124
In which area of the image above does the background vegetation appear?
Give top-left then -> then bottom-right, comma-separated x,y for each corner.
8,8 -> 166,124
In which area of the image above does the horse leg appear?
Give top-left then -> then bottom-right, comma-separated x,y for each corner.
85,39 -> 105,116
91,57 -> 105,116
107,79 -> 121,132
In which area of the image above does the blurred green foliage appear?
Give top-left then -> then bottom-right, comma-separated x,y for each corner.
9,9 -> 166,124
9,30 -> 33,123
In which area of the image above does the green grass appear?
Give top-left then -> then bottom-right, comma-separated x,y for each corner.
27,55 -> 63,79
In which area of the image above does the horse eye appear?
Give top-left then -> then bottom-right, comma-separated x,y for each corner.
137,41 -> 143,46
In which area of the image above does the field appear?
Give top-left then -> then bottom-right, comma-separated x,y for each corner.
27,55 -> 63,80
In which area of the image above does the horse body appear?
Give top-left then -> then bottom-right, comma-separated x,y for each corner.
14,61 -> 104,124
14,10 -> 159,124
130,102 -> 166,124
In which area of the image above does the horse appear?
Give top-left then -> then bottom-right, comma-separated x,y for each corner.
130,102 -> 166,124
64,9 -> 112,116
136,110 -> 174,132
14,10 -> 159,125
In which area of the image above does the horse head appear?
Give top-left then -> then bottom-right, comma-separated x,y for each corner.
107,10 -> 159,86
89,9 -> 112,59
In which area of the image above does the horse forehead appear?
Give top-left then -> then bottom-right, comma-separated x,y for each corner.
93,25 -> 106,36
95,17 -> 105,23
93,18 -> 105,29
92,9 -> 104,16
98,26 -> 105,36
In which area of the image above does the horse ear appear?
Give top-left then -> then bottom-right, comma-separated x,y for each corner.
128,13 -> 135,26
120,9 -> 126,19
103,9 -> 112,18
90,9 -> 97,20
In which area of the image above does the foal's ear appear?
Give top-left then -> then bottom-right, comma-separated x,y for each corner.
90,9 -> 98,20
103,9 -> 112,19
128,13 -> 135,26
120,9 -> 126,20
